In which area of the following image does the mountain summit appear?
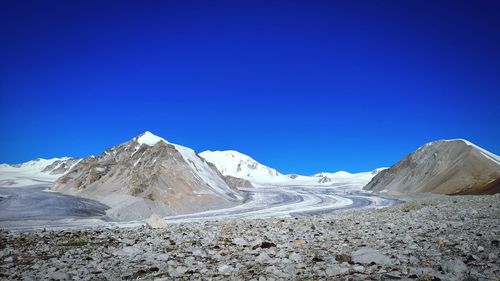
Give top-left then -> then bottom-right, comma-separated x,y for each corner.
135,131 -> 167,146
364,139 -> 500,195
54,132 -> 243,220
199,150 -> 291,185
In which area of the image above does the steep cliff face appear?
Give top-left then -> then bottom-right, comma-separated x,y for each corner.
364,139 -> 500,195
223,175 -> 254,188
54,132 -> 243,220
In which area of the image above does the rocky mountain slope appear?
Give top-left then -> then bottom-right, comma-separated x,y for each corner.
0,157 -> 81,187
53,132 -> 244,220
364,139 -> 500,195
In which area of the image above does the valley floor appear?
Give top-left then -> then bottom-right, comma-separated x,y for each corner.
0,184 -> 399,231
1,194 -> 499,280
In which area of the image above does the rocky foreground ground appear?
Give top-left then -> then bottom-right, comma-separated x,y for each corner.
1,195 -> 499,280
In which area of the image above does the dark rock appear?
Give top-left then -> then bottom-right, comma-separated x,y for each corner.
252,241 -> 276,250
312,256 -> 324,262
335,254 -> 352,263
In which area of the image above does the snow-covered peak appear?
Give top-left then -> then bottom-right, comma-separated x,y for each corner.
135,131 -> 168,146
200,149 -> 384,187
199,150 -> 289,184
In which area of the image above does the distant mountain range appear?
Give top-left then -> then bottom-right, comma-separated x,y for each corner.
1,132 -> 382,189
1,132 -> 498,219
199,150 -> 381,186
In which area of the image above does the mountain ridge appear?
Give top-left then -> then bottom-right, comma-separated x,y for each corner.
199,150 -> 383,186
363,139 -> 500,195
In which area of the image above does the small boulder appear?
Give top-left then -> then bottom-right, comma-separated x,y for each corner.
146,213 -> 168,229
218,264 -> 233,275
352,247 -> 391,266
335,254 -> 352,263
256,252 -> 271,263
49,271 -> 70,281
289,252 -> 302,263
325,265 -> 349,276
293,239 -> 306,246
112,246 -> 142,257
233,237 -> 248,246
252,241 -> 276,250
442,258 -> 467,276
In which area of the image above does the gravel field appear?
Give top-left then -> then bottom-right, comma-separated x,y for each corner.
1,194 -> 499,280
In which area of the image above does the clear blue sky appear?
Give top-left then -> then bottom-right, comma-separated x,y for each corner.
1,0 -> 499,174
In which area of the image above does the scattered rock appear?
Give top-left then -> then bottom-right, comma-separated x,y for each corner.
1,194 -> 498,280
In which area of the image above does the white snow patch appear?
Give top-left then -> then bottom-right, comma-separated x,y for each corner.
136,131 -> 169,146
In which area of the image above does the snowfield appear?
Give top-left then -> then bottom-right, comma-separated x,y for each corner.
0,157 -> 81,187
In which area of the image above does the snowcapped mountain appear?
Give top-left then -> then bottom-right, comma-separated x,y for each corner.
54,131 -> 244,220
0,157 -> 81,187
364,139 -> 500,195
200,150 -> 383,186
199,150 -> 291,185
